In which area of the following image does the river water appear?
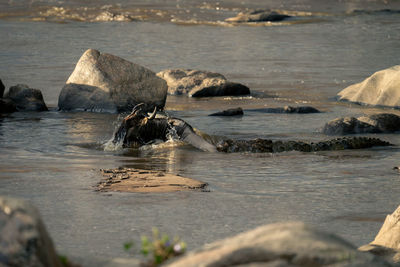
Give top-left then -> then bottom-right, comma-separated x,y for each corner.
1,0 -> 400,265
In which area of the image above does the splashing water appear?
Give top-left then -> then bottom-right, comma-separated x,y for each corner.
103,133 -> 125,152
103,114 -> 127,152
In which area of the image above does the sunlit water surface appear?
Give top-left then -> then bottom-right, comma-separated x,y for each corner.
1,2 -> 400,265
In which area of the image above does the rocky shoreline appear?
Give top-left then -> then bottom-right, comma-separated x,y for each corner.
2,195 -> 400,267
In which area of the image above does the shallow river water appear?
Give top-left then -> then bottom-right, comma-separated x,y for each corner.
1,0 -> 400,265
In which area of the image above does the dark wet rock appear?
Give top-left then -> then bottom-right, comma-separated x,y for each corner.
4,84 -> 48,111
58,49 -> 167,113
209,107 -> 243,116
247,105 -> 320,114
166,221 -> 391,267
0,79 -> 4,98
351,9 -> 400,15
0,98 -> 17,113
156,69 -> 250,97
225,9 -> 291,23
217,137 -> 392,153
359,204 -> 400,264
0,196 -> 63,267
322,113 -> 400,135
338,65 -> 400,108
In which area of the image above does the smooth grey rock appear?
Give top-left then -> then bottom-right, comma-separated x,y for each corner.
225,10 -> 291,23
157,69 -> 250,97
58,49 -> 167,113
359,204 -> 400,263
338,65 -> 400,108
0,196 -> 63,267
246,106 -> 320,114
0,79 -> 4,98
166,222 -> 391,267
209,107 -> 244,116
4,84 -> 48,112
322,113 -> 400,135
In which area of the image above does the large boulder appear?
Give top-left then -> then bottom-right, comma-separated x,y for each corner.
322,113 -> 400,135
4,84 -> 48,112
58,49 -> 168,113
156,69 -> 250,97
338,65 -> 400,108
0,196 -> 63,267
166,222 -> 390,267
225,9 -> 291,23
359,204 -> 400,263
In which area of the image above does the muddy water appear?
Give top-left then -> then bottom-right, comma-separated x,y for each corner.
1,1 -> 400,265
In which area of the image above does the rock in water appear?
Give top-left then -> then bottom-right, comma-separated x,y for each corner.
166,222 -> 390,267
338,65 -> 400,108
225,9 -> 291,23
58,49 -> 168,113
209,107 -> 243,116
0,98 -> 17,113
247,105 -> 320,114
5,84 -> 48,111
322,113 -> 400,135
359,204 -> 400,263
157,69 -> 250,97
0,196 -> 63,267
0,79 -> 4,98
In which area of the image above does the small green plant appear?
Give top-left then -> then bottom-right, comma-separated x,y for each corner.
125,228 -> 186,266
58,254 -> 79,267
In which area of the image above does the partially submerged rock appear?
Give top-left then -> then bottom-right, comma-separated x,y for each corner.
359,204 -> 400,263
209,107 -> 243,116
156,69 -> 250,97
323,113 -> 400,135
4,84 -> 48,111
247,105 -> 320,114
0,196 -> 63,267
0,79 -> 4,98
58,49 -> 168,113
166,221 -> 390,267
351,9 -> 400,15
225,9 -> 291,23
97,168 -> 208,193
0,98 -> 17,113
338,65 -> 400,108
217,137 -> 392,153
